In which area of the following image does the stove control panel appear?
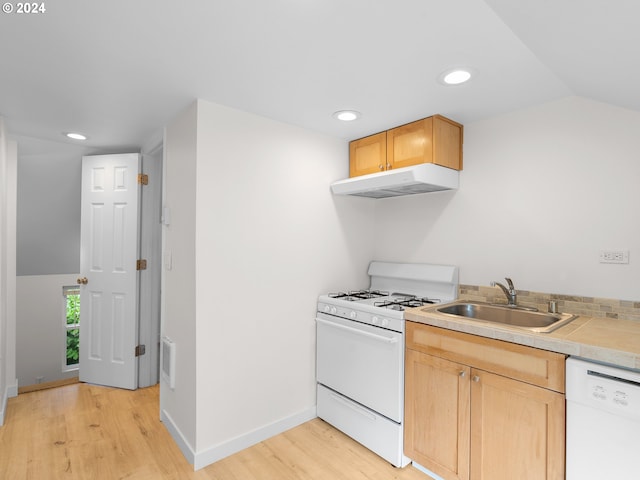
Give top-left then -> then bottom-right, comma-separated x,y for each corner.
372,316 -> 390,328
317,301 -> 403,333
322,304 -> 338,315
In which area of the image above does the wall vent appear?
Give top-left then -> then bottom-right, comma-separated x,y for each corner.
161,336 -> 176,390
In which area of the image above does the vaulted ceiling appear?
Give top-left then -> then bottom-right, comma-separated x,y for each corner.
1,0 -> 638,156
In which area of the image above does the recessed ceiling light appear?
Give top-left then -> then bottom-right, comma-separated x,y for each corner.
438,68 -> 475,86
332,110 -> 361,122
65,132 -> 88,140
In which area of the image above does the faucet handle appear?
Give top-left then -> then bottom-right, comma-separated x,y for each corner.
505,277 -> 514,290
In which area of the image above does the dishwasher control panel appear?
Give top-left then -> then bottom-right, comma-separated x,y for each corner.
566,357 -> 640,420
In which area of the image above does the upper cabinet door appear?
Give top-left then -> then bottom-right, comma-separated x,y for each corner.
387,117 -> 434,170
387,115 -> 463,171
349,131 -> 387,177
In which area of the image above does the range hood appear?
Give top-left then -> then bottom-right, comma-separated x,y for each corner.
330,163 -> 459,199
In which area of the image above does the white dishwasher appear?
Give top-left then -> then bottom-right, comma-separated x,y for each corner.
566,357 -> 640,479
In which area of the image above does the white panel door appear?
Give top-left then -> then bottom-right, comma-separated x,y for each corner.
79,153 -> 140,390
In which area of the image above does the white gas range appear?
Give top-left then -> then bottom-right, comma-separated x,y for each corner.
316,262 -> 459,467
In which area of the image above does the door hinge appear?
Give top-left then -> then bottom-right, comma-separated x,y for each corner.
136,259 -> 147,270
135,345 -> 146,357
138,173 -> 149,185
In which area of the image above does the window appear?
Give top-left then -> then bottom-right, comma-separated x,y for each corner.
63,286 -> 80,369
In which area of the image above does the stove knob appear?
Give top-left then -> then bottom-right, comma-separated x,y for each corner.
350,311 -> 357,319
324,305 -> 331,313
331,306 -> 337,315
381,318 -> 390,327
372,316 -> 379,325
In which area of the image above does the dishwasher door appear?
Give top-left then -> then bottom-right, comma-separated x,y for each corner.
566,357 -> 640,480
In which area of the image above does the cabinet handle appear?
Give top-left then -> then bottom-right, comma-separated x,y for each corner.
459,371 -> 466,378
386,163 -> 392,170
472,375 -> 480,383
379,164 -> 384,170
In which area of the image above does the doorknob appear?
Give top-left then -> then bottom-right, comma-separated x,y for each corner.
77,277 -> 88,285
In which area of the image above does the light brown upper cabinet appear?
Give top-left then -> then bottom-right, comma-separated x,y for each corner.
349,115 -> 463,177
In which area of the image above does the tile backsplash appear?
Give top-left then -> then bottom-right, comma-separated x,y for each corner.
458,285 -> 640,322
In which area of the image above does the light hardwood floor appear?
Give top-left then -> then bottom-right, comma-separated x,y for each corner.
0,383 -> 432,480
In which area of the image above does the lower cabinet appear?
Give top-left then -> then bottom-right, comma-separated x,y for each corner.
405,322 -> 566,480
405,350 -> 470,479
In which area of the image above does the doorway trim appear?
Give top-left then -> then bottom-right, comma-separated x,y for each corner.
138,145 -> 163,388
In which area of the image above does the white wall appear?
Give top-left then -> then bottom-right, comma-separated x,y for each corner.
161,99 -> 375,468
0,119 -> 18,425
161,102 -> 199,457
15,274 -> 80,387
16,153 -> 81,275
13,151 -> 82,390
374,97 -> 640,300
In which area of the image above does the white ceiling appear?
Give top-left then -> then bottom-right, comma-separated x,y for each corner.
1,0 -> 638,156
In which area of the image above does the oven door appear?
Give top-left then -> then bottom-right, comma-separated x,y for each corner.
316,312 -> 403,423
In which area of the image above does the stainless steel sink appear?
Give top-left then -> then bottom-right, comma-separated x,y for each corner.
435,302 -> 577,333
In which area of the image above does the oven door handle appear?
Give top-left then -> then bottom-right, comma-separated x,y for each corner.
316,317 -> 399,344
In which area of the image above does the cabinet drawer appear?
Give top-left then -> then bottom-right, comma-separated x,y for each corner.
406,322 -> 566,392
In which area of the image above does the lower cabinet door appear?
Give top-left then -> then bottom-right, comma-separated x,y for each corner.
404,349 -> 470,480
470,369 -> 565,480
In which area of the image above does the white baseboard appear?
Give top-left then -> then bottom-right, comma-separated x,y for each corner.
193,406 -> 317,470
0,391 -> 5,426
1,380 -> 18,426
160,409 -> 196,465
412,461 -> 445,480
8,382 -> 18,398
161,405 -> 317,471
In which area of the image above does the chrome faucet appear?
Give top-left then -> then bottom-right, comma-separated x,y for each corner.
491,277 -> 517,306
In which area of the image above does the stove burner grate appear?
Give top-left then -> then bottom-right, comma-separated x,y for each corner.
328,290 -> 389,301
374,296 -> 440,311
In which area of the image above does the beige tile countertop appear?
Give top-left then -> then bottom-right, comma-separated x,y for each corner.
405,302 -> 640,371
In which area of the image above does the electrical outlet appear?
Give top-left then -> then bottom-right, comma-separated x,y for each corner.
599,250 -> 629,264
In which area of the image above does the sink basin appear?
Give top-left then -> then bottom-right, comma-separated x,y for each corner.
435,302 -> 577,333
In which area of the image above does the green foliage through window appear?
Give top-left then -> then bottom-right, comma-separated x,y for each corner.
66,328 -> 79,365
65,293 -> 80,366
